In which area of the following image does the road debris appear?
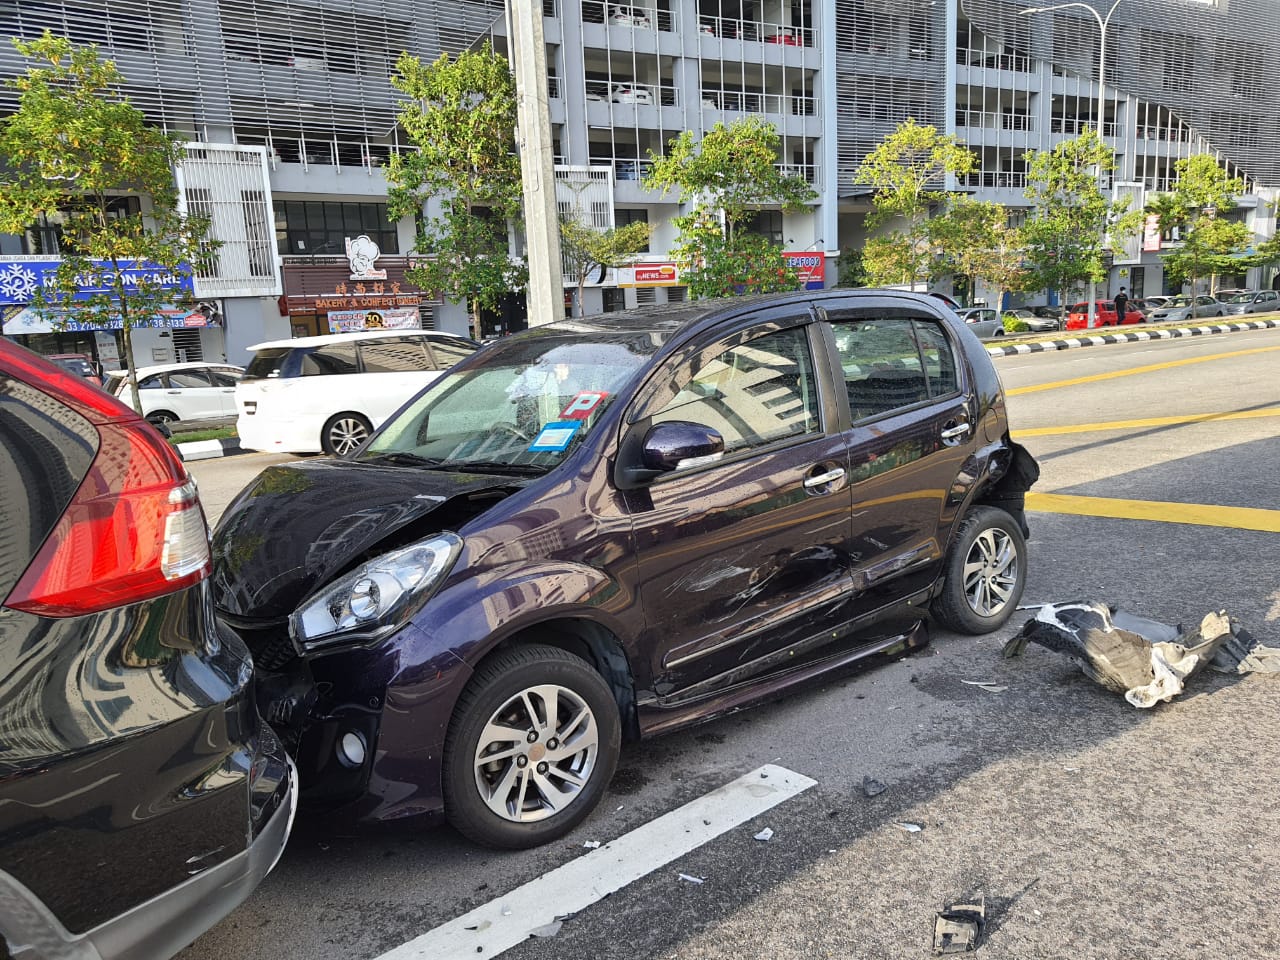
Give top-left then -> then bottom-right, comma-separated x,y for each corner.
529,920 -> 563,938
862,776 -> 887,797
678,873 -> 705,884
1004,602 -> 1279,708
895,822 -> 923,833
960,679 -> 1008,693
582,840 -> 601,849
753,827 -> 774,841
933,895 -> 986,954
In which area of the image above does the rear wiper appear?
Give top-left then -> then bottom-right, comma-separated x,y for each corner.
442,460 -> 551,476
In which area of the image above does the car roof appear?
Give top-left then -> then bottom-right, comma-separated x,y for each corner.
247,329 -> 476,352
104,361 -> 243,378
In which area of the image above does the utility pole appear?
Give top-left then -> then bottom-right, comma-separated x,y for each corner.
509,0 -> 564,327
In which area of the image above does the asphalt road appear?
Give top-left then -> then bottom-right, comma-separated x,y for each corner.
182,326 -> 1280,960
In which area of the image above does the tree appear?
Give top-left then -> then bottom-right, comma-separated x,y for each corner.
386,43 -> 528,338
644,116 -> 815,298
0,32 -> 210,415
1148,154 -> 1250,295
928,197 -> 1030,308
856,118 -> 976,286
1021,129 -> 1141,312
559,216 -> 653,316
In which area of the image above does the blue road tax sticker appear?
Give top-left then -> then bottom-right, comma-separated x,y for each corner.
528,421 -> 581,452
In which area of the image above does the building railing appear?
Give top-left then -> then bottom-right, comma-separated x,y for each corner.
960,171 -> 1028,189
702,88 -> 817,116
1135,125 -> 1195,143
1050,117 -> 1119,138
606,157 -> 656,182
237,133 -> 417,171
956,48 -> 1031,72
696,15 -> 815,47
584,79 -> 678,107
777,162 -> 818,185
955,109 -> 1033,132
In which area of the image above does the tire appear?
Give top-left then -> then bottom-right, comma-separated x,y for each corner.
443,644 -> 621,849
146,410 -> 178,427
321,413 -> 372,456
931,505 -> 1026,635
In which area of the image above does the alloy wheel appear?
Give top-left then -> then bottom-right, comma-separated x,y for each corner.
961,527 -> 1019,619
328,417 -> 369,455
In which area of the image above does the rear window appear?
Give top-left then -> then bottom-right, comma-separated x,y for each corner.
243,347 -> 296,380
358,337 -> 434,373
300,342 -> 359,376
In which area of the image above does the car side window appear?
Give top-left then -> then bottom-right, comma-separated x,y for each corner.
649,327 -> 819,455
169,371 -> 214,388
138,374 -> 165,390
211,370 -> 241,387
358,337 -> 433,373
424,339 -> 476,369
300,342 -> 359,376
831,317 -> 957,421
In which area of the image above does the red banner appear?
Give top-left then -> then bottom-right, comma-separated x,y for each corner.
783,252 -> 826,289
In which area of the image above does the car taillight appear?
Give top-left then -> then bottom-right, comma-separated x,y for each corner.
4,420 -> 211,617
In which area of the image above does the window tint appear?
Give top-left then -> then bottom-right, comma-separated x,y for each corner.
138,374 -> 166,390
832,317 -> 956,421
650,327 -> 818,455
425,338 -> 477,369
359,337 -> 433,373
300,342 -> 359,376
244,348 -> 295,380
211,370 -> 241,387
168,370 -> 213,388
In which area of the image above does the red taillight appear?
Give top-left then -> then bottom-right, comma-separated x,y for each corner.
4,420 -> 211,617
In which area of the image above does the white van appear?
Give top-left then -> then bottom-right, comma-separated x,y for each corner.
236,330 -> 479,455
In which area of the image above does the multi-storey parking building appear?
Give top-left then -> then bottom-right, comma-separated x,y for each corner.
0,0 -> 1276,364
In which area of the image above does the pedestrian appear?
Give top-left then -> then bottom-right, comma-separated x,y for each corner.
1114,286 -> 1129,324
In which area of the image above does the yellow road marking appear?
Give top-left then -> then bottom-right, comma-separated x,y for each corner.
1011,406 -> 1280,438
1008,344 -> 1280,396
1027,492 -> 1280,533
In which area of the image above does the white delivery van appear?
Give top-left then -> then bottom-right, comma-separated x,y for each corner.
236,330 -> 479,455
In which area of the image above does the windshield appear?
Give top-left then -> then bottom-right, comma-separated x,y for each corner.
1227,293 -> 1254,303
1166,297 -> 1193,307
360,334 -> 656,474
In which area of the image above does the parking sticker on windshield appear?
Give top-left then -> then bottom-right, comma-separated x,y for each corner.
528,421 -> 580,452
560,390 -> 610,420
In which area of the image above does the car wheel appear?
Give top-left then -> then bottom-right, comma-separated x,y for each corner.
443,644 -> 621,849
931,505 -> 1026,635
322,413 -> 372,456
147,410 -> 178,427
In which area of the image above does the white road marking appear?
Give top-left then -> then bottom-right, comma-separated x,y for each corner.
371,764 -> 817,960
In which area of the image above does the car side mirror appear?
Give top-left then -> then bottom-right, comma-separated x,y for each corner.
622,421 -> 725,486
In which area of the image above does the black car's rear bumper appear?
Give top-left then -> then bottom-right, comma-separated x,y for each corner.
0,751 -> 295,960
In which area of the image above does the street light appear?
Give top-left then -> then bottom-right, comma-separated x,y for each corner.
1021,0 -> 1126,328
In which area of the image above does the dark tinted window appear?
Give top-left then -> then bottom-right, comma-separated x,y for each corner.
0,373 -> 98,597
914,320 -> 959,396
358,337 -> 433,373
300,342 -> 359,376
211,370 -> 242,387
139,374 -> 166,390
831,317 -> 956,421
424,338 -> 478,369
169,370 -> 214,388
244,348 -> 296,380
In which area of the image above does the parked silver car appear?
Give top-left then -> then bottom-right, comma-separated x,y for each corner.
1221,290 -> 1280,315
955,306 -> 1005,339
1148,295 -> 1226,323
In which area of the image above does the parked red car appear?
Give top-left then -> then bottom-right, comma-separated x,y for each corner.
1064,300 -> 1145,330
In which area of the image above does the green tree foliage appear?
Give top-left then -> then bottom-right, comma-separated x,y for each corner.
559,216 -> 653,316
927,197 -> 1029,307
387,44 -> 527,336
836,246 -> 869,288
644,116 -> 814,298
0,32 -> 210,412
1148,155 -> 1250,295
856,118 -> 976,286
1021,129 -> 1141,310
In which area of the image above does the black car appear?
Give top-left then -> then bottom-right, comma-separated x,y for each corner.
0,342 -> 295,959
213,290 -> 1038,849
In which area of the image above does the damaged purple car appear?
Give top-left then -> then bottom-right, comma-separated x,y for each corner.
212,290 -> 1038,848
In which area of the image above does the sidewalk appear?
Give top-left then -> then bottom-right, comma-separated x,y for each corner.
987,316 -> 1280,357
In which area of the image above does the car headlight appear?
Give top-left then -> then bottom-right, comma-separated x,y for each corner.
290,533 -> 463,651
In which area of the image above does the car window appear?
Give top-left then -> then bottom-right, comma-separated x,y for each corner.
300,342 -> 359,376
138,374 -> 166,390
358,337 -> 433,373
169,370 -> 214,388
211,370 -> 241,387
244,347 -> 296,380
649,327 -> 819,455
830,317 -> 955,421
425,338 -> 478,369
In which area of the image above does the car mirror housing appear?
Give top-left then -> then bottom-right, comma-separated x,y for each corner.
620,420 -> 725,486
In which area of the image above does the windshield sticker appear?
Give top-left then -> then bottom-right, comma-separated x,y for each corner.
559,390 -> 610,420
528,421 -> 581,452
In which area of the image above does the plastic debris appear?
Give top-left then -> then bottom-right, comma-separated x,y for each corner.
753,827 -> 774,841
933,896 -> 986,954
895,822 -> 923,833
501,904 -> 512,917
678,873 -> 705,884
960,679 -> 1008,693
862,776 -> 887,797
582,840 -> 601,849
529,921 -> 563,938
1004,602 -> 1276,708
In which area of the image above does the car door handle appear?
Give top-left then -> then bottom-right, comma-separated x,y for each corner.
803,467 -> 846,488
941,423 -> 971,440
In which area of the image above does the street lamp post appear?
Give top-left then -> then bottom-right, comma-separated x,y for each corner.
1021,0 -> 1126,328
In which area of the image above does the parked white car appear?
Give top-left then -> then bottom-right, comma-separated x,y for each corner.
235,330 -> 479,456
609,5 -> 650,27
105,362 -> 244,427
609,82 -> 653,104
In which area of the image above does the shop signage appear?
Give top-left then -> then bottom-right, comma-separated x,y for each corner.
314,281 -> 423,311
327,306 -> 422,333
1142,214 -> 1163,253
622,262 -> 680,287
346,235 -> 387,280
0,257 -> 193,306
0,304 -> 211,335
782,252 -> 826,289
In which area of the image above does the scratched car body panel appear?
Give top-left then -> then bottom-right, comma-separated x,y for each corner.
213,290 -> 1037,848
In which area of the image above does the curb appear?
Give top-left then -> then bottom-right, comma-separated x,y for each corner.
177,437 -> 243,462
986,317 -> 1280,357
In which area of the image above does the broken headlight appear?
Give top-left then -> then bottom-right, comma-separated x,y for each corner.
290,533 -> 463,651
